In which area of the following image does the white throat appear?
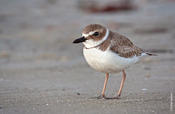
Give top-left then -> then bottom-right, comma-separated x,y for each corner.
83,29 -> 109,49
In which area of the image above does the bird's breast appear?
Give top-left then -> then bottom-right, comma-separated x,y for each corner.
83,47 -> 110,73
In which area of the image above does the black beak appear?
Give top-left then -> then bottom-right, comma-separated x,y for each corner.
73,37 -> 87,43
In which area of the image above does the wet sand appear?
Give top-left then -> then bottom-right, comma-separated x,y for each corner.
0,0 -> 175,114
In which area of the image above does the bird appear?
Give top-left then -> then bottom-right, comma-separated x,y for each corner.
73,24 -> 155,99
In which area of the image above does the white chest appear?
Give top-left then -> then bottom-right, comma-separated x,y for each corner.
83,47 -> 139,73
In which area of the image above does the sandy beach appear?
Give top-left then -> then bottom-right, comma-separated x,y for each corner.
0,0 -> 175,114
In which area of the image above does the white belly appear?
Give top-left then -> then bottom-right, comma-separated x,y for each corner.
83,47 -> 140,73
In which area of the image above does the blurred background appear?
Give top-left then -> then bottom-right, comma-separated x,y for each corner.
0,0 -> 175,114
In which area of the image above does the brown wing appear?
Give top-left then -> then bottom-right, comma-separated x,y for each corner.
110,31 -> 144,58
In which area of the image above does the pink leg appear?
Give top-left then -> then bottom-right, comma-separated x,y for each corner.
117,70 -> 126,97
101,73 -> 109,98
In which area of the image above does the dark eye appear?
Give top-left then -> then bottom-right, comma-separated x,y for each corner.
93,32 -> 99,36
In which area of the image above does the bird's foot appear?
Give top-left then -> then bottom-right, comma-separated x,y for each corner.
96,95 -> 107,99
90,95 -> 108,99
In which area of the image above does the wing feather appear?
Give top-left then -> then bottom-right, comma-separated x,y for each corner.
110,32 -> 144,58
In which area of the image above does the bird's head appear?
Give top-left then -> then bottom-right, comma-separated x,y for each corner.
73,24 -> 109,48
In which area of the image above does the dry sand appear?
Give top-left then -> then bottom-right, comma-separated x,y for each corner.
0,0 -> 175,114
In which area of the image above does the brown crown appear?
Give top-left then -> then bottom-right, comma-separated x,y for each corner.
82,24 -> 105,34
82,24 -> 107,41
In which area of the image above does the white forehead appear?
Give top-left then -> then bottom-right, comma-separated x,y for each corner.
82,31 -> 95,37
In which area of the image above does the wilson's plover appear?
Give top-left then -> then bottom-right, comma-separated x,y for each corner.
73,24 -> 155,99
